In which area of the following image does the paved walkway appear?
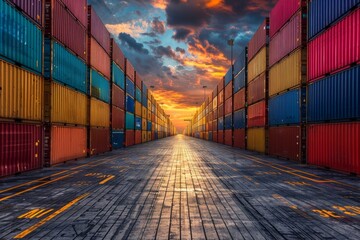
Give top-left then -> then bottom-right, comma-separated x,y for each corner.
0,135 -> 359,239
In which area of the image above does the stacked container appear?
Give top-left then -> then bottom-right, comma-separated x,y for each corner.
307,1 -> 360,174
233,48 -> 247,149
207,96 -> 213,141
246,18 -> 269,154
141,83 -> 148,143
147,91 -> 153,141
0,0 -> 44,176
111,39 -> 125,150
134,72 -> 142,144
212,88 -> 218,142
268,0 -> 307,162
125,59 -> 135,146
224,68 -> 233,146
217,79 -> 225,143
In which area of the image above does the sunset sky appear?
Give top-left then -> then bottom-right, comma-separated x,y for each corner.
88,0 -> 277,132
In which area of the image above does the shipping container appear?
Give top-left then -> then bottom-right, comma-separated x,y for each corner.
247,73 -> 266,105
233,129 -> 246,149
234,109 -> 246,129
217,104 -> 224,119
308,0 -> 359,39
8,0 -> 43,26
142,130 -> 147,143
247,101 -> 266,128
224,114 -> 232,130
91,69 -> 110,103
147,131 -> 152,141
112,84 -> 125,109
112,106 -> 124,130
0,60 -> 43,121
269,49 -> 304,96
60,0 -> 87,27
126,95 -> 135,113
0,122 -> 42,177
247,127 -> 266,153
135,73 -> 142,89
135,130 -> 141,144
224,130 -> 232,146
111,39 -> 125,70
125,112 -> 135,130
90,98 -> 110,127
135,88 -> 142,102
90,128 -> 110,155
126,77 -> 135,97
218,117 -> 224,130
52,41 -> 87,93
248,47 -> 267,82
135,117 -> 142,130
112,130 -> 124,149
270,0 -> 305,38
88,6 -> 111,54
308,9 -> 360,81
51,82 -> 87,125
0,0 -> 42,73
218,78 -> 224,92
147,121 -> 152,131
224,68 -> 233,86
218,90 -> 224,105
50,125 -> 86,165
126,59 -> 135,81
248,18 -> 269,61
308,66 -> 360,122
224,98 -> 232,115
135,101 -> 142,116
269,126 -> 301,162
112,62 -> 125,89
90,37 -> 110,79
213,131 -> 218,142
225,81 -> 232,100
308,122 -> 360,175
234,48 -> 247,76
268,89 -> 300,126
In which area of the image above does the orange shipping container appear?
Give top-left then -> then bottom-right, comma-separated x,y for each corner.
90,98 -> 110,127
248,47 -> 267,82
135,101 -> 142,116
142,130 -> 147,142
247,127 -> 266,153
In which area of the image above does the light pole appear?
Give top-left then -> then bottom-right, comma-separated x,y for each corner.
227,39 -> 234,65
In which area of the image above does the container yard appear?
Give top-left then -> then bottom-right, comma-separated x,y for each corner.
0,0 -> 359,239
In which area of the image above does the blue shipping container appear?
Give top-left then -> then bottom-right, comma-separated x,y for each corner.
0,0 -> 42,74
91,69 -> 110,103
234,48 -> 247,76
135,117 -> 142,130
126,77 -> 135,97
308,0 -> 359,39
125,112 -> 135,130
224,67 -> 233,86
112,131 -> 124,149
218,117 -> 224,130
233,70 -> 246,93
136,87 -> 142,102
142,93 -> 148,107
234,109 -> 246,129
268,89 -> 300,126
52,41 -> 87,93
308,66 -> 360,123
112,62 -> 125,89
142,83 -> 148,96
147,121 -> 152,131
126,94 -> 135,113
225,114 -> 232,130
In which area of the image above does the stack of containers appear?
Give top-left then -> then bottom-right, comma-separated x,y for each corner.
142,83 -> 148,142
0,0 -> 44,176
233,48 -> 247,149
111,39 -> 125,150
147,91 -> 153,141
207,96 -> 213,141
224,68 -> 234,146
88,5 -> 111,155
217,79 -> 225,143
246,18 -> 269,153
212,87 -> 218,141
307,1 -> 360,174
268,0 -> 307,162
43,0 -> 88,165
151,96 -> 156,140
125,59 -> 135,146
134,72 -> 142,145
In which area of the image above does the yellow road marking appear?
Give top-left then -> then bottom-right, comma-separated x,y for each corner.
35,209 -> 54,218
99,175 -> 115,185
18,209 -> 54,219
14,193 -> 90,239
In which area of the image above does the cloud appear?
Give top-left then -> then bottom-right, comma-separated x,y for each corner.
152,17 -> 166,34
175,47 -> 185,54
106,20 -> 149,37
172,28 -> 192,41
152,45 -> 183,63
118,33 -> 149,54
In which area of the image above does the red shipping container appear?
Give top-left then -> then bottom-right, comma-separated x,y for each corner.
225,81 -> 232,100
90,37 -> 111,79
212,120 -> 218,132
217,130 -> 224,144
218,90 -> 224,105
126,59 -> 135,81
60,0 -> 87,27
112,106 -> 124,130
111,39 -> 125,71
208,121 -> 212,131
248,73 -> 266,105
225,97 -> 232,115
212,87 -> 217,99
269,126 -> 301,162
10,0 -> 43,27
218,78 -> 224,92
152,132 -> 155,141
233,129 -> 246,149
269,11 -> 304,67
217,104 -> 224,118
52,0 -> 87,61
152,113 -> 156,123
135,73 -> 142,89
234,88 -> 245,111
213,131 -> 218,142
50,125 -> 87,165
213,109 -> 218,119
224,130 -> 232,146
90,128 -> 110,155
247,101 -> 266,127
308,9 -> 360,82
88,6 -> 111,54
0,122 -> 42,178
308,122 -> 360,175
208,112 -> 213,122
125,130 -> 134,147
135,130 -> 141,145
269,0 -> 305,38
248,18 -> 269,61
112,84 -> 124,109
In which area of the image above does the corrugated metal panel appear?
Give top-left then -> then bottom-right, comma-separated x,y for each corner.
218,90 -> 224,105
233,129 -> 245,149
234,109 -> 246,129
90,98 -> 110,127
269,11 -> 303,67
112,130 -> 124,149
135,117 -> 142,130
60,0 -> 87,27
135,101 -> 142,116
308,66 -> 360,122
0,0 -> 42,73
142,130 -> 147,142
270,0 -> 304,37
269,126 -> 301,162
91,69 -> 110,103
142,107 -> 147,119
248,19 -> 269,61
248,47 -> 267,82
50,125 -> 86,165
126,77 -> 135,97
248,73 -> 266,105
224,97 -> 232,115
224,67 -> 233,86
125,130 -> 134,146
126,59 -> 135,81
308,0 -> 359,39
135,130 -> 141,144
90,128 -> 110,155
225,81 -> 232,100
112,106 -> 124,130
142,82 -> 148,96
225,114 -> 232,130
111,39 -> 125,71
233,70 -> 246,94
308,122 -> 360,175
247,127 -> 266,153
90,37 -> 110,79
269,48 -> 303,96
51,82 -> 87,125
142,93 -> 148,107
112,62 -> 125,89
9,0 -> 43,26
112,84 -> 124,109
269,89 -> 300,126
52,41 -> 87,93
125,112 -> 134,130
218,117 -> 224,130
135,73 -> 142,89
234,88 -> 245,111
308,9 -> 360,81
224,129 -> 232,146
147,131 -> 152,141
247,101 -> 266,128
126,95 -> 135,113
0,60 -> 43,121
147,121 -> 152,131
217,130 -> 224,144
88,6 -> 110,54
135,88 -> 142,102
217,78 -> 224,92
0,122 -> 42,177
52,0 -> 87,61
234,48 -> 247,76
217,104 -> 224,118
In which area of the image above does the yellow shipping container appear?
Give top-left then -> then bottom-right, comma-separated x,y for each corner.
248,47 -> 267,82
51,82 -> 87,125
0,60 -> 43,121
142,118 -> 147,130
147,109 -> 151,120
135,101 -> 142,116
269,49 -> 304,96
142,106 -> 147,117
147,131 -> 152,141
142,130 -> 147,142
90,98 -> 110,127
247,127 -> 266,153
